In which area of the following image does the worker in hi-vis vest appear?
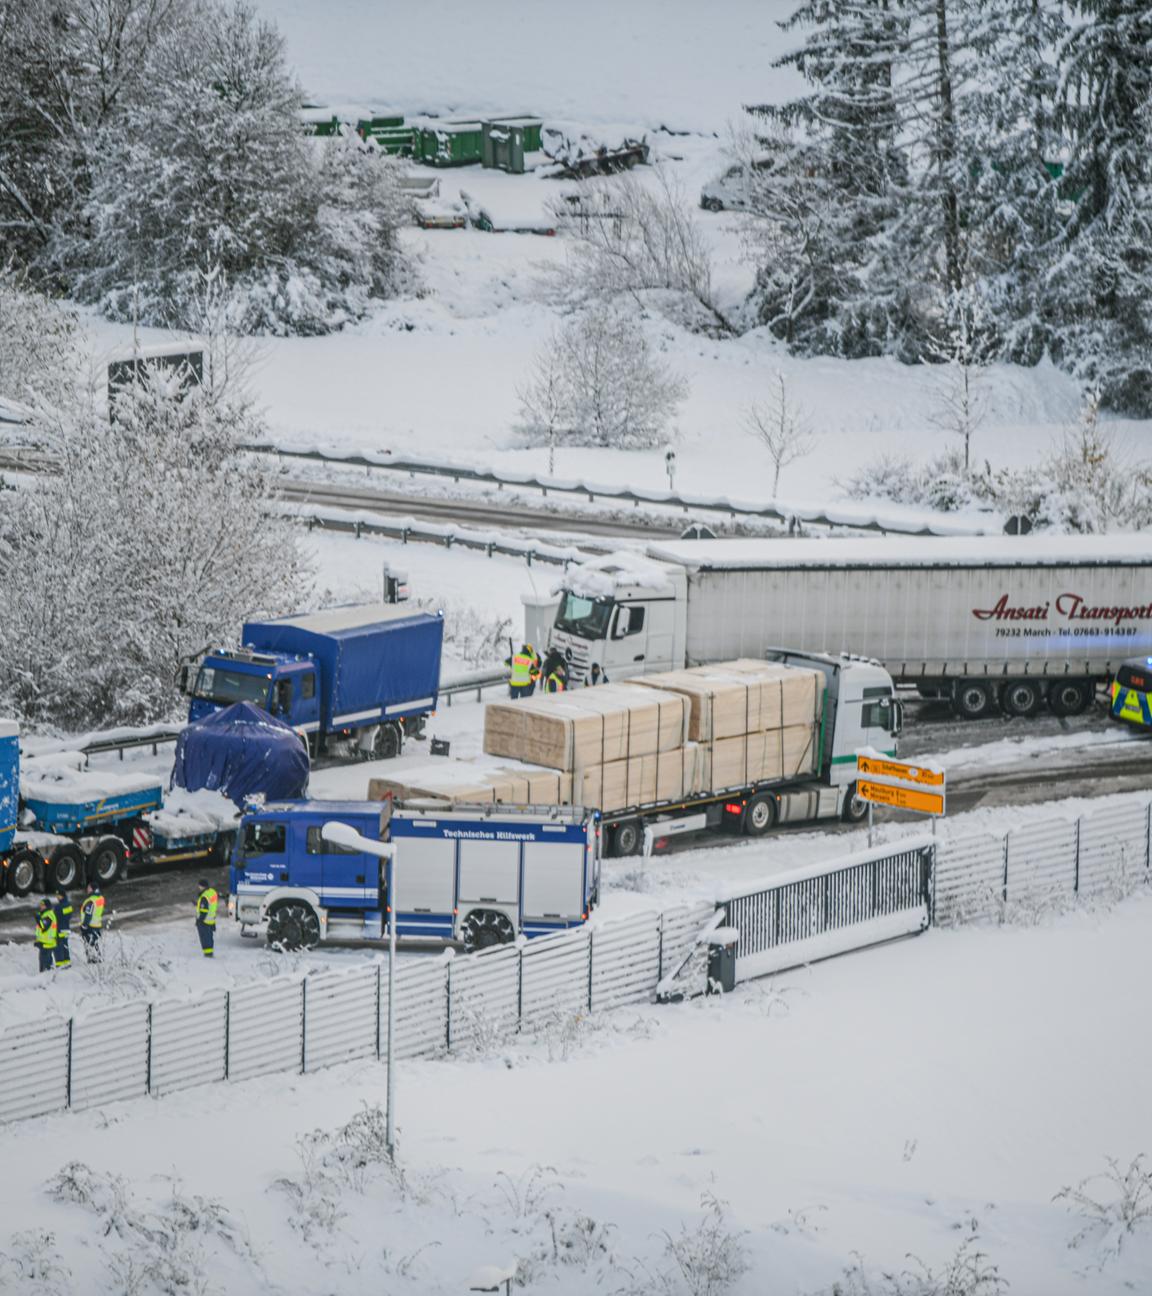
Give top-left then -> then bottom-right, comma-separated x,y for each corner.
195,879 -> 218,958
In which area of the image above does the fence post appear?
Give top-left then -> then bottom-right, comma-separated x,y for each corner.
376,964 -> 382,1060
224,991 -> 231,1079
1146,803 -> 1151,875
1001,833 -> 1010,915
925,846 -> 936,927
445,960 -> 453,1053
587,928 -> 594,1012
1074,818 -> 1082,894
66,1019 -> 73,1110
517,944 -> 524,1030
146,1003 -> 153,1096
300,979 -> 307,1074
656,911 -> 666,981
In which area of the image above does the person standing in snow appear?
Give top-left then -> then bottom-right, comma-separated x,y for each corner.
52,889 -> 73,969
35,899 -> 57,973
505,643 -> 540,699
195,879 -> 218,958
80,883 -> 105,960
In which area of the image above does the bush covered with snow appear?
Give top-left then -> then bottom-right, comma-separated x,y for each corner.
0,371 -> 310,730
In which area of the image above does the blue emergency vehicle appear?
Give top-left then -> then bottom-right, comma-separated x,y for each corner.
181,604 -> 444,762
230,800 -> 601,951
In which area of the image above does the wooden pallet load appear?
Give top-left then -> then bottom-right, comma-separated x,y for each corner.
368,760 -> 572,807
633,660 -> 825,793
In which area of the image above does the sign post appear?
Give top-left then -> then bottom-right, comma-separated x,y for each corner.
855,754 -> 946,845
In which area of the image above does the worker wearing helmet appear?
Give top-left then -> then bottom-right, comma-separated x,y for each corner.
505,643 -> 540,700
34,899 -> 57,973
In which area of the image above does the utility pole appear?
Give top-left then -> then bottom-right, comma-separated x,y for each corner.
323,821 -> 397,1155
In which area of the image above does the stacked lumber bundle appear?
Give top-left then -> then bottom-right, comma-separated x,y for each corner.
483,683 -> 700,813
368,761 -> 571,807
634,660 -> 824,790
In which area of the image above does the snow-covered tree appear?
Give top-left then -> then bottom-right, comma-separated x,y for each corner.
1042,0 -> 1152,413
517,304 -> 688,450
548,169 -> 729,334
748,0 -> 909,353
0,371 -> 311,728
0,271 -> 82,414
926,288 -> 996,468
72,0 -> 403,334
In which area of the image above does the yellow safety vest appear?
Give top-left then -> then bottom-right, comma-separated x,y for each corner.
81,894 -> 105,929
197,888 -> 218,925
36,910 -> 57,949
545,671 -> 566,693
510,653 -> 535,687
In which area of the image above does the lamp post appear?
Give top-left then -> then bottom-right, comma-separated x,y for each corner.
322,821 -> 397,1156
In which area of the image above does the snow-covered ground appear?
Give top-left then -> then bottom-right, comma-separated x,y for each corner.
4,890 -> 1151,1294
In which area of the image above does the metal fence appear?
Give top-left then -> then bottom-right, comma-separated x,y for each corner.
0,901 -> 711,1126
933,798 -> 1152,925
4,798 -> 1149,1126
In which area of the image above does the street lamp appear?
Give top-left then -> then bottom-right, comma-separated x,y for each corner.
322,820 -> 397,1156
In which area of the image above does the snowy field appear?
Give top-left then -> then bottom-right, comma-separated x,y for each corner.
3,892 -> 1151,1294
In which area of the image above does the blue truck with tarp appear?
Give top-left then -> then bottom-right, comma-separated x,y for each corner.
0,718 -> 166,896
230,799 -> 600,952
180,604 -> 444,763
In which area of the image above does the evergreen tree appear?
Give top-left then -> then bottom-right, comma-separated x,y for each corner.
748,0 -> 909,354
1044,0 -> 1152,413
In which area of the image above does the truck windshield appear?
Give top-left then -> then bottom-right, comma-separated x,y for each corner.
555,593 -> 614,640
193,666 -> 270,707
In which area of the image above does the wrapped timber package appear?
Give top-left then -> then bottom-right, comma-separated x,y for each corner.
634,661 -> 823,740
483,684 -> 690,771
578,744 -> 701,812
697,725 -> 818,791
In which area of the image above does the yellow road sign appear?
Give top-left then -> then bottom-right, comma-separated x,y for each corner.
856,754 -> 944,787
857,779 -> 946,817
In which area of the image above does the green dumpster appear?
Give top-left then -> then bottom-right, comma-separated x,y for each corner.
415,120 -> 484,167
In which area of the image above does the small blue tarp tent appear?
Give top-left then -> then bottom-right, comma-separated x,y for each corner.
172,702 -> 309,806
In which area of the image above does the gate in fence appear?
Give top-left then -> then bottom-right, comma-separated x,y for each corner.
719,842 -> 934,984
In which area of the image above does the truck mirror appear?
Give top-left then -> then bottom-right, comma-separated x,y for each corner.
612,607 -> 631,639
177,665 -> 189,694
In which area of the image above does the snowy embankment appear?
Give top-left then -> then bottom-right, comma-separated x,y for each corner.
3,893 -> 1151,1293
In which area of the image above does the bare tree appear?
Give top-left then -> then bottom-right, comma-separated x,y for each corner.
546,168 -> 732,335
926,289 -> 996,470
517,303 -> 688,450
744,373 -> 817,497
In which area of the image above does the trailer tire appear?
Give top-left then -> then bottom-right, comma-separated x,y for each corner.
609,819 -> 643,858
743,793 -> 776,836
842,783 -> 870,824
373,722 -> 402,761
952,680 -> 997,720
1049,679 -> 1094,717
49,845 -> 84,891
703,196 -> 723,212
266,901 -> 320,951
999,679 -> 1042,718
5,848 -> 40,897
87,838 -> 126,886
461,909 -> 516,952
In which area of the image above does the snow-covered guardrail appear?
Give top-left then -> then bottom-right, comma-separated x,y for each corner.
246,441 -> 1004,538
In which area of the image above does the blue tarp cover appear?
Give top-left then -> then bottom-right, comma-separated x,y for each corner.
172,702 -> 309,806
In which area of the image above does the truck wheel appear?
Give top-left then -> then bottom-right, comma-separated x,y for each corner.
842,783 -> 870,823
461,909 -> 515,952
952,681 -> 997,720
373,722 -> 402,760
266,901 -> 320,951
743,793 -> 776,836
49,845 -> 84,890
4,848 -> 40,897
1000,680 -> 1042,718
87,838 -> 126,886
703,196 -> 723,212
610,820 -> 643,858
1049,680 -> 1093,717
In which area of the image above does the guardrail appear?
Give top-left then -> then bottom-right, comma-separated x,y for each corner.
247,442 -> 1001,538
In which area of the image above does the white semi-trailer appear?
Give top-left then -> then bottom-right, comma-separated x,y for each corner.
547,536 -> 1152,720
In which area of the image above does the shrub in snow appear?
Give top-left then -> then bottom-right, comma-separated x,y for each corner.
0,1229 -> 71,1285
70,1 -> 404,335
0,371 -> 310,730
518,303 -> 688,450
1055,1154 -> 1152,1260
826,1233 -> 1007,1295
620,1191 -> 750,1296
